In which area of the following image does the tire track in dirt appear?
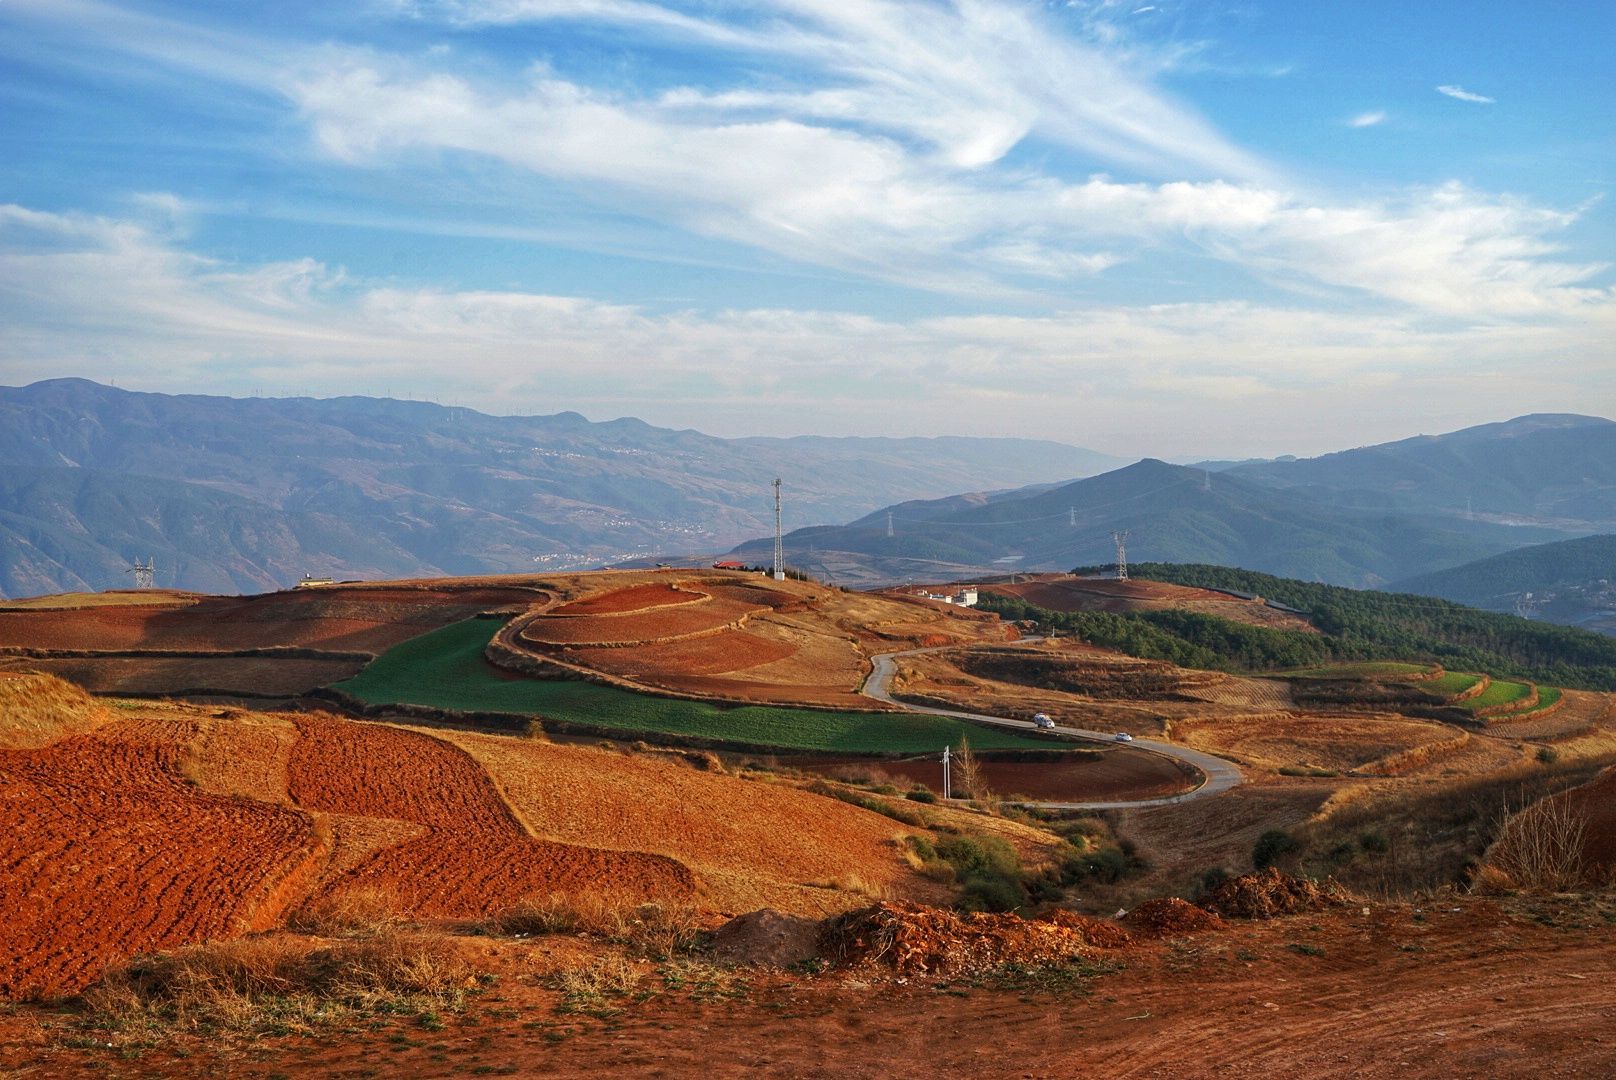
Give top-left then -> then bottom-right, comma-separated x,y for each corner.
285,715 -> 696,917
0,718 -> 320,998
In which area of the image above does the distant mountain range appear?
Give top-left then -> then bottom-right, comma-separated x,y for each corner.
0,379 -> 1122,598
1393,534 -> 1616,636
731,415 -> 1614,588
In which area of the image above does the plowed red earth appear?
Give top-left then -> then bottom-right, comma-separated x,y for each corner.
0,718 -> 316,998
550,583 -> 702,615
518,601 -> 759,646
0,585 -> 539,653
569,628 -> 796,677
286,715 -> 695,917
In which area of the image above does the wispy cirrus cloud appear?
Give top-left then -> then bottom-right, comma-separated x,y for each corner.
1348,110 -> 1386,128
1437,84 -> 1495,104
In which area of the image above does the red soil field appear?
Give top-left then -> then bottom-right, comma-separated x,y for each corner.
0,717 -> 318,998
286,715 -> 695,917
568,628 -> 797,677
803,747 -> 1194,803
518,599 -> 760,646
549,582 -> 704,615
0,585 -> 540,654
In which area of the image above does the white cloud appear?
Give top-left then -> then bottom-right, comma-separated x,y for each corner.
2,204 -> 1610,457
289,58 -> 1607,316
1348,110 -> 1386,128
1437,84 -> 1495,104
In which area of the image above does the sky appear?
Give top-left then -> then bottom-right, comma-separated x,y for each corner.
0,0 -> 1612,459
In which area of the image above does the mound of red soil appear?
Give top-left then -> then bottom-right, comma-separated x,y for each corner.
1200,868 -> 1345,920
287,715 -> 695,917
551,583 -> 704,616
1123,897 -> 1224,936
821,902 -> 1114,976
708,909 -> 822,968
1039,908 -> 1135,949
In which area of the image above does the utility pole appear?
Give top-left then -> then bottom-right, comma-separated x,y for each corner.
941,745 -> 952,800
772,478 -> 785,581
1111,531 -> 1129,580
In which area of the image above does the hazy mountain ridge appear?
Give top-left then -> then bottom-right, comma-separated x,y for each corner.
0,380 -> 1121,597
1223,414 -> 1616,527
1392,534 -> 1616,635
732,415 -> 1616,587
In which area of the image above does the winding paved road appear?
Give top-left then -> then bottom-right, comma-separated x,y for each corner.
862,646 -> 1243,811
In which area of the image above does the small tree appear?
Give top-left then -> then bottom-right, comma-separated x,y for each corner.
953,736 -> 991,801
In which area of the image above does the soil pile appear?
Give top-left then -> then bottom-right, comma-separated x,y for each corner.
820,902 -> 1116,976
1123,898 -> 1224,936
1201,868 -> 1345,919
707,909 -> 822,968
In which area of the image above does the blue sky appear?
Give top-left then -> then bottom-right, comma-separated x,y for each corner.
0,0 -> 1611,458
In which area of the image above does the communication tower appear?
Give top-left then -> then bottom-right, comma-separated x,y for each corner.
1110,531 -> 1129,581
772,478 -> 785,581
127,557 -> 155,590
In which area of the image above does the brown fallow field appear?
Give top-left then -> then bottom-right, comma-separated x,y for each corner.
981,573 -> 1319,632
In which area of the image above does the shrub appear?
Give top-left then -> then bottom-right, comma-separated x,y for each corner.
1358,831 -> 1389,854
1252,829 -> 1299,870
958,876 -> 1023,913
1537,746 -> 1560,765
905,786 -> 938,804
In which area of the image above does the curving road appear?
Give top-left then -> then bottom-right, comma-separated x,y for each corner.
861,646 -> 1242,811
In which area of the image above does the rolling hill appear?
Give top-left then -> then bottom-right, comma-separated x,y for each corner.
0,379 -> 1119,598
733,458 -> 1576,588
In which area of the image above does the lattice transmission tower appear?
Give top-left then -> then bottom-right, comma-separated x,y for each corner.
1111,531 -> 1129,580
772,479 -> 785,581
127,557 -> 155,590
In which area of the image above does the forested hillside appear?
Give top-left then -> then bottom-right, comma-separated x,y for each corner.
980,564 -> 1616,690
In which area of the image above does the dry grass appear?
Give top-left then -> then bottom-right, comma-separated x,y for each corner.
286,885 -> 407,938
0,671 -> 115,749
1481,794 -> 1597,893
83,928 -> 479,1036
490,891 -> 703,958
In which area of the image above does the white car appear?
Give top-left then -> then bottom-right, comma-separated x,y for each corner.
1033,713 -> 1056,729
1114,731 -> 1134,742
